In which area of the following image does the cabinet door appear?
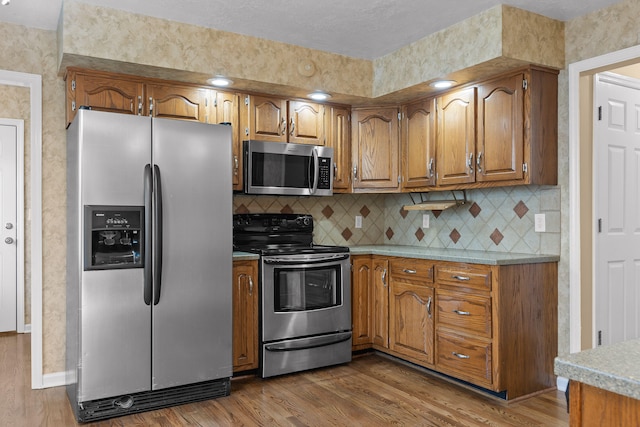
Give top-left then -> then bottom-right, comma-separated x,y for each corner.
371,257 -> 389,348
476,73 -> 524,182
436,87 -> 476,186
327,106 -> 351,192
352,108 -> 400,190
147,83 -> 212,122
351,256 -> 372,349
402,98 -> 436,189
389,281 -> 434,365
232,260 -> 259,372
288,101 -> 325,145
71,72 -> 144,124
216,92 -> 242,190
245,95 -> 288,142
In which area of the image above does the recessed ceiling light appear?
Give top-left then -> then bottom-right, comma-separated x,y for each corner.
308,91 -> 331,101
1,0 -> 10,5
430,80 -> 456,89
207,76 -> 233,87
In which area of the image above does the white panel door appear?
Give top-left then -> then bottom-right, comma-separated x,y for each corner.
0,123 -> 17,333
594,72 -> 640,346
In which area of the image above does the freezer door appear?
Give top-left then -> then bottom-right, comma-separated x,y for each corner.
76,110 -> 152,401
151,118 -> 233,389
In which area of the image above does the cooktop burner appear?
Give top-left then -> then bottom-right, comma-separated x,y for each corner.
233,213 -> 349,255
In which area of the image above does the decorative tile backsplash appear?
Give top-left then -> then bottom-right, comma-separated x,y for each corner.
233,185 -> 561,255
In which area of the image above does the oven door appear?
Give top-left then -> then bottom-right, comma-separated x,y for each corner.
261,252 -> 351,343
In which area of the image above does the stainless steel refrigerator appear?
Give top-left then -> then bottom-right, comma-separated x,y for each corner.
66,109 -> 233,422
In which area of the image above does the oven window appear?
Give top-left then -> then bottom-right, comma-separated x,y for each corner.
273,265 -> 341,311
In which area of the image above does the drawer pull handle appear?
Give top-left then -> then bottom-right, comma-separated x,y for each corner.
452,275 -> 470,281
452,352 -> 470,359
403,268 -> 417,274
453,309 -> 470,316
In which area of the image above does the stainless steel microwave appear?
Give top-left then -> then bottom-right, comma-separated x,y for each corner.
243,140 -> 333,196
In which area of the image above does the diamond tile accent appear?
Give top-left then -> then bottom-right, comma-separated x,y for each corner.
322,205 -> 334,218
341,228 -> 353,241
490,228 -> 504,245
399,207 -> 408,219
235,204 -> 250,214
280,205 -> 293,214
360,205 -> 371,218
415,228 -> 425,241
469,202 -> 482,218
514,200 -> 529,218
449,228 -> 461,244
386,227 -> 394,240
432,210 -> 443,219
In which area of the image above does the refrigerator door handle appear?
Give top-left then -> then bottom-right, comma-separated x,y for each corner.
153,164 -> 163,305
143,164 -> 153,306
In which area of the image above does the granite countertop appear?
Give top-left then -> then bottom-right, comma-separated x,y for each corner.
232,251 -> 260,261
348,245 -> 559,265
554,339 -> 640,400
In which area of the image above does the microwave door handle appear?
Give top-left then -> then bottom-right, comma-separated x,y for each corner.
310,147 -> 319,194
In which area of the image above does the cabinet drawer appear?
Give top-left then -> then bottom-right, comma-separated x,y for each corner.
435,264 -> 491,291
436,332 -> 492,385
436,289 -> 491,337
390,258 -> 433,283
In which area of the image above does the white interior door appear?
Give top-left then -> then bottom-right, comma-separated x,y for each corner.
594,72 -> 640,347
0,122 -> 18,332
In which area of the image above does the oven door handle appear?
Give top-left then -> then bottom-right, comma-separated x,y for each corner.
264,332 -> 352,352
262,253 -> 350,265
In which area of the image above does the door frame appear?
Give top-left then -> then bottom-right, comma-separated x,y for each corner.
569,43 -> 640,353
0,118 -> 25,334
0,70 -> 43,388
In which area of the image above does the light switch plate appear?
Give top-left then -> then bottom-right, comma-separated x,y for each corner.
355,215 -> 362,229
535,213 -> 546,232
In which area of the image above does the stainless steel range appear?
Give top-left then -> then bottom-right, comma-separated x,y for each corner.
233,213 -> 352,378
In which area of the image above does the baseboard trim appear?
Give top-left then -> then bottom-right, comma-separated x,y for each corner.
42,371 -> 67,388
557,376 -> 569,392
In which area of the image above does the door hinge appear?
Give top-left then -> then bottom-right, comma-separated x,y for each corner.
71,100 -> 76,111
397,112 -> 402,121
244,96 -> 249,106
213,97 -> 217,107
598,218 -> 602,233
245,127 -> 249,136
205,98 -> 208,107
522,78 -> 528,90
522,163 -> 528,173
598,106 -> 602,121
397,175 -> 401,184
598,330 -> 602,346
71,79 -> 76,91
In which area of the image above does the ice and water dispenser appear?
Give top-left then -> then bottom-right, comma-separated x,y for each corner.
84,206 -> 144,270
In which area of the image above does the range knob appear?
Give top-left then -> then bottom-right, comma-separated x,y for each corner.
302,216 -> 311,226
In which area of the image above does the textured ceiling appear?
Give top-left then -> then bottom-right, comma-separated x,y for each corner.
0,0 -> 622,59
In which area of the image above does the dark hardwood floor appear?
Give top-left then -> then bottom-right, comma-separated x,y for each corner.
1,333 -> 569,426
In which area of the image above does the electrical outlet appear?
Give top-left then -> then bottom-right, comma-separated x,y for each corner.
422,214 -> 430,229
355,215 -> 362,229
534,214 -> 546,232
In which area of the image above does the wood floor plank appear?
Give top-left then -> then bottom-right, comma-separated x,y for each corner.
0,334 -> 569,426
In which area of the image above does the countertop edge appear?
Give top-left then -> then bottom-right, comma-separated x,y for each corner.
347,245 -> 559,265
232,251 -> 260,261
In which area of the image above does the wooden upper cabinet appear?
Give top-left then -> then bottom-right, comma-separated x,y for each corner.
436,87 -> 476,186
326,106 -> 351,192
215,92 -> 242,190
288,101 -> 325,145
68,70 -> 144,125
351,107 -> 400,191
244,95 -> 288,142
401,98 -> 436,189
477,73 -> 524,182
146,83 -> 212,123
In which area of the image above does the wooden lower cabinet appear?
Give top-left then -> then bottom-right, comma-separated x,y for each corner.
569,381 -> 640,427
350,255 -> 558,400
232,260 -> 259,373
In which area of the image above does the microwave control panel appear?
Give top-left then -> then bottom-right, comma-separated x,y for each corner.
318,157 -> 331,189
